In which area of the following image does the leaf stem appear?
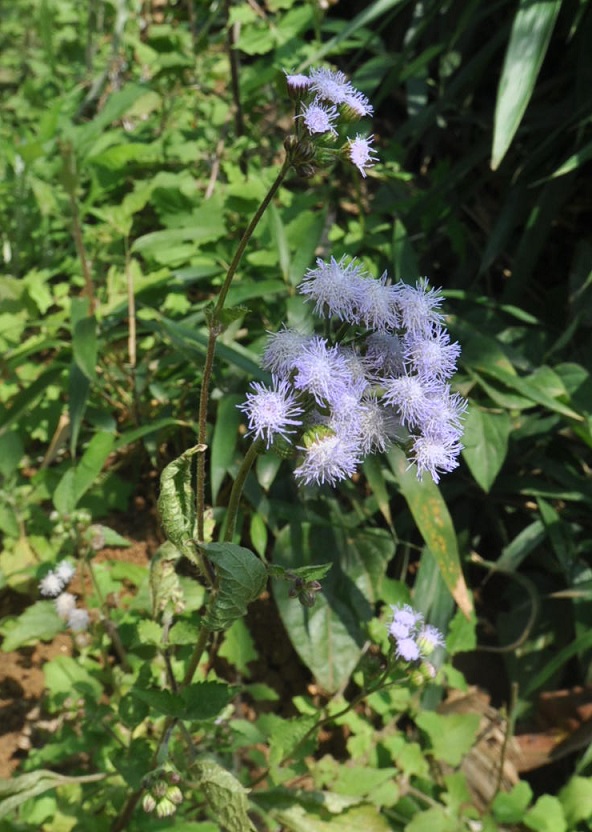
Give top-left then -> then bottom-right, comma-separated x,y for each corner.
223,439 -> 263,543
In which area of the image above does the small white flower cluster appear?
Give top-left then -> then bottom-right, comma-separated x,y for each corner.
239,257 -> 467,486
285,67 -> 378,178
388,604 -> 444,663
39,560 -> 89,632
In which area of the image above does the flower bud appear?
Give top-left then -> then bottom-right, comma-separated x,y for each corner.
156,797 -> 177,818
142,793 -> 156,814
167,785 -> 183,805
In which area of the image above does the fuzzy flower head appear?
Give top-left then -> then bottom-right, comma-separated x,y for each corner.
347,135 -> 378,177
291,337 -> 353,406
299,256 -> 366,322
299,100 -> 338,136
55,591 -> 77,620
284,72 -> 311,97
262,327 -> 311,376
398,278 -> 445,335
39,570 -> 64,598
388,604 -> 444,665
294,425 -> 362,486
54,560 -> 75,585
309,67 -> 373,117
68,607 -> 90,632
238,377 -> 304,448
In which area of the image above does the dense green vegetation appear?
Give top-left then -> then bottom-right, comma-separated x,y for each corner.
1,0 -> 592,829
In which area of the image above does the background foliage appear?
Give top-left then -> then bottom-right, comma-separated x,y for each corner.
1,0 -> 592,829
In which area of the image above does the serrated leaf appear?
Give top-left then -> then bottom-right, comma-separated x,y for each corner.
192,759 -> 256,832
257,713 -> 318,767
272,802 -> 393,832
387,447 -> 472,617
416,711 -> 481,766
150,541 -> 183,618
524,794 -> 567,832
492,0 -> 562,169
202,543 -> 267,631
0,601 -> 63,652
461,406 -> 512,492
157,445 -> 206,561
218,618 -> 258,675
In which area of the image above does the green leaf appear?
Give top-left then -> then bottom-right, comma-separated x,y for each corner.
272,802 -> 393,831
218,618 -> 258,675
157,445 -> 205,561
68,362 -> 91,457
405,806 -> 461,832
53,431 -> 115,514
524,794 -> 567,832
558,776 -> 592,826
492,0 -> 562,169
272,513 -> 393,692
0,601 -> 63,652
203,543 -> 267,631
44,655 -> 103,704
415,711 -> 481,766
387,447 -> 472,617
0,770 -> 105,820
257,713 -> 318,768
461,406 -> 512,492
72,311 -> 97,381
210,394 -> 242,504
191,759 -> 256,832
492,781 -> 533,824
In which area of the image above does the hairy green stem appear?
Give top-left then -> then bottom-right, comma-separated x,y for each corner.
196,157 -> 291,539
223,439 -> 263,543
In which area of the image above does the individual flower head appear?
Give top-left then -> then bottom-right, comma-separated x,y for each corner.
404,325 -> 461,382
39,570 -> 64,598
397,278 -> 446,335
238,376 -> 304,448
416,624 -> 446,656
365,332 -> 406,378
389,604 -> 423,639
356,271 -> 401,331
284,71 -> 311,97
291,336 -> 353,406
309,67 -> 373,117
356,397 -> 402,455
347,134 -> 378,178
408,431 -> 463,484
262,327 -> 311,377
325,374 -> 368,431
381,373 -> 440,430
294,425 -> 363,486
299,100 -> 339,136
299,255 -> 366,323
54,560 -> 75,585
68,607 -> 90,632
396,637 -> 421,662
55,591 -> 77,620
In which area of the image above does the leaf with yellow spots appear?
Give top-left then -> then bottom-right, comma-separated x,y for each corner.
387,447 -> 473,618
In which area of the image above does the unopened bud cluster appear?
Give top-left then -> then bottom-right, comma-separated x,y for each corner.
284,67 -> 377,179
142,766 -> 183,818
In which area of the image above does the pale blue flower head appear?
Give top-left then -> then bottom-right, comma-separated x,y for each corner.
238,377 -> 304,448
404,325 -> 461,382
262,327 -> 311,376
398,278 -> 445,334
299,256 -> 366,322
294,426 -> 362,486
291,336 -> 352,406
347,134 -> 378,177
300,100 -> 338,136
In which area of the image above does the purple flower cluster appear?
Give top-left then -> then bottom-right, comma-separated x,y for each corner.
284,67 -> 377,178
388,604 -> 444,663
238,256 -> 467,486
39,560 -> 89,632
